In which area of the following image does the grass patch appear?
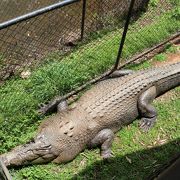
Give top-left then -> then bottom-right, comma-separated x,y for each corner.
0,2 -> 179,179
153,54 -> 167,62
165,44 -> 180,53
149,0 -> 159,7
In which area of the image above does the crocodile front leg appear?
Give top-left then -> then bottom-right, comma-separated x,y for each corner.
38,98 -> 68,115
90,129 -> 114,159
138,86 -> 157,132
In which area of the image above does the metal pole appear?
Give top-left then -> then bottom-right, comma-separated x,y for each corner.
0,0 -> 80,30
112,0 -> 136,71
81,0 -> 87,40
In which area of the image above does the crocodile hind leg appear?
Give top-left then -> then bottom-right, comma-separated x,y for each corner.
138,86 -> 157,132
89,129 -> 114,159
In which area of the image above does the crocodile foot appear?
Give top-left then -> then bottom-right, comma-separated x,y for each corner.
90,129 -> 114,161
139,117 -> 156,132
101,150 -> 114,160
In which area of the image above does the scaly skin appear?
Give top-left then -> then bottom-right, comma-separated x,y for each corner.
0,62 -> 180,167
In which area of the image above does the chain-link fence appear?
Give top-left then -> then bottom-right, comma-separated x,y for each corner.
0,0 -> 179,178
0,0 -> 150,82
0,0 -> 61,23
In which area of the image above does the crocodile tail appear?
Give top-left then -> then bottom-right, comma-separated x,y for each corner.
0,135 -> 57,167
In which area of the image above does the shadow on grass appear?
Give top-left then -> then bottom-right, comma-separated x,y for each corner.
72,138 -> 180,180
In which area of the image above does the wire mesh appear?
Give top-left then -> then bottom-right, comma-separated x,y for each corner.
0,0 -> 150,82
0,0 -> 61,23
0,1 -> 82,81
121,0 -> 179,64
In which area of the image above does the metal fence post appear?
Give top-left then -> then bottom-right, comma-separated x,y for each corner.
81,0 -> 87,40
112,0 -> 136,71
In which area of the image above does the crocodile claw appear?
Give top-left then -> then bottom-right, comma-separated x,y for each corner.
139,118 -> 156,132
101,150 -> 114,160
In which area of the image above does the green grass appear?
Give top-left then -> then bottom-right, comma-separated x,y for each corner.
153,54 -> 167,62
0,2 -> 180,179
165,43 -> 180,53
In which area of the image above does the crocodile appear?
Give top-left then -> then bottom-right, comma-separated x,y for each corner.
0,62 -> 180,167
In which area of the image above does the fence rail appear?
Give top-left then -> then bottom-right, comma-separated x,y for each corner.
0,0 -> 153,82
0,0 -> 80,30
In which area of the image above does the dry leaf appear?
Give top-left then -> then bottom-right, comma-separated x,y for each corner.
126,156 -> 132,164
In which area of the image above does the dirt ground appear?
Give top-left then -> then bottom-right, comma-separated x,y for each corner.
153,44 -> 180,67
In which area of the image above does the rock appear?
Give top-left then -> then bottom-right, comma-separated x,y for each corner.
20,70 -> 31,79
